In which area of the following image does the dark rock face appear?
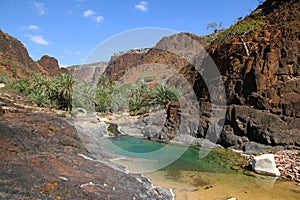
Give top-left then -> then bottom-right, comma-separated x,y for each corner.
209,0 -> 300,115
156,0 -> 300,149
0,106 -> 173,199
225,105 -> 300,147
206,0 -> 300,149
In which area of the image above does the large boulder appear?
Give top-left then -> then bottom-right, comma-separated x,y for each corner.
252,154 -> 281,176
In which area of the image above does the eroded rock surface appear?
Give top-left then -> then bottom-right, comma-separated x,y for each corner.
0,98 -> 173,200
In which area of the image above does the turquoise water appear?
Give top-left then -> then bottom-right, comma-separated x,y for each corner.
103,136 -> 245,174
109,136 -> 165,153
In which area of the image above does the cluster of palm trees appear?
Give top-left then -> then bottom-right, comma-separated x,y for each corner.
91,78 -> 182,115
12,73 -> 74,111
12,73 -> 182,115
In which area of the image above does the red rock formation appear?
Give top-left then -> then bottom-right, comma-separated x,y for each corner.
0,29 -> 48,77
0,30 -> 68,78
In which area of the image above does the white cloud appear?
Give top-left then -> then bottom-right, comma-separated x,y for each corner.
28,35 -> 49,45
94,16 -> 104,24
82,9 -> 104,25
135,1 -> 148,12
31,1 -> 46,15
28,25 -> 40,31
83,9 -> 95,17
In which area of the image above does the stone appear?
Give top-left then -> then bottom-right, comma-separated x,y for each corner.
252,154 -> 281,176
0,105 -> 4,116
242,142 -> 272,155
0,83 -> 5,88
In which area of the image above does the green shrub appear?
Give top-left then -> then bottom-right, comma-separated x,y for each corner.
153,84 -> 182,108
217,17 -> 266,42
10,78 -> 31,95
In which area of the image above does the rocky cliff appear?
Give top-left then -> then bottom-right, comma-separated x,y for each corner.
101,33 -> 208,86
207,0 -> 300,148
37,55 -> 69,76
0,30 -> 67,78
100,0 -> 300,149
68,62 -> 108,85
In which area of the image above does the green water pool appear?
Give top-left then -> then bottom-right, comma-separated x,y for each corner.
101,136 -> 246,174
101,136 -> 300,200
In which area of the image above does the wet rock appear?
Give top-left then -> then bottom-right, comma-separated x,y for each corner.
107,123 -> 122,136
252,154 -> 281,176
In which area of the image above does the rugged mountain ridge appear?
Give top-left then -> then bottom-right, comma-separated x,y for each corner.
0,29 -> 67,77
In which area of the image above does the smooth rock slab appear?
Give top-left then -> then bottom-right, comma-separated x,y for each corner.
252,154 -> 281,176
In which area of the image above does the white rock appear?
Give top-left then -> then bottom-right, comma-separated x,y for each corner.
0,83 -> 5,88
252,154 -> 281,176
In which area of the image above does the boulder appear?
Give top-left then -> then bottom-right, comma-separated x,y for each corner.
252,154 -> 281,176
242,142 -> 273,155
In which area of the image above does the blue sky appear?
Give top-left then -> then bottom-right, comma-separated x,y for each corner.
0,0 -> 259,66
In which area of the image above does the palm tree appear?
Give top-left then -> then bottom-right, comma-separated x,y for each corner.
56,73 -> 74,111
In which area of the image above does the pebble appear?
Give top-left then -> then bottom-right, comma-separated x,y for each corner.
274,150 -> 300,182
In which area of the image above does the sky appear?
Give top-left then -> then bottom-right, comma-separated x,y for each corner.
0,0 -> 260,66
